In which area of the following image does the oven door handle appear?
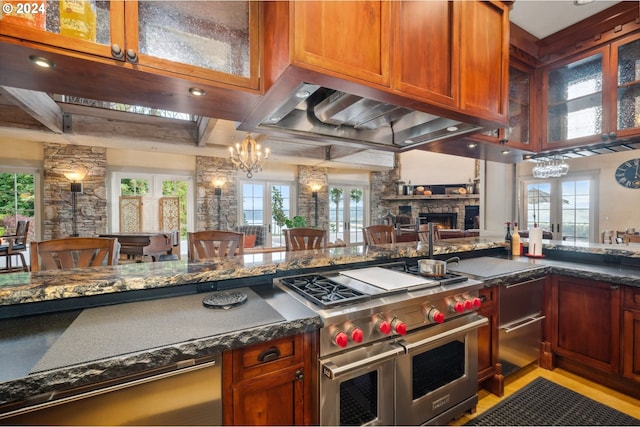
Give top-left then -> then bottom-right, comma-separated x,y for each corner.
320,346 -> 402,380
398,314 -> 488,352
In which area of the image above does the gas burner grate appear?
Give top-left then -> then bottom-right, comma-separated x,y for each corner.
280,274 -> 370,308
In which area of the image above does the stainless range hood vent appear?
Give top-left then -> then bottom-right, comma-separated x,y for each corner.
260,83 -> 483,151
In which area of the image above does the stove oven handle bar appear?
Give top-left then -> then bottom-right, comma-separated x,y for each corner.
398,314 -> 488,352
320,346 -> 403,380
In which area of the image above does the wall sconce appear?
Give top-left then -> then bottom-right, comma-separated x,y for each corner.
63,165 -> 88,237
310,183 -> 322,228
213,178 -> 226,229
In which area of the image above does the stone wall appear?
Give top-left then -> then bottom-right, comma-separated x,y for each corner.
195,156 -> 237,231
43,143 -> 108,239
370,154 -> 401,223
391,197 -> 480,230
297,166 -> 328,230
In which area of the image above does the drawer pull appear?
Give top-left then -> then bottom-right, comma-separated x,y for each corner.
258,347 -> 281,363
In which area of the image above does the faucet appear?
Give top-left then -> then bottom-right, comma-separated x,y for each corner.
427,222 -> 435,259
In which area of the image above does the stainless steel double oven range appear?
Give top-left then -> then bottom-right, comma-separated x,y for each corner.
276,261 -> 488,426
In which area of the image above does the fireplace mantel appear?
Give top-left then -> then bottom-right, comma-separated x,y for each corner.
381,195 -> 480,201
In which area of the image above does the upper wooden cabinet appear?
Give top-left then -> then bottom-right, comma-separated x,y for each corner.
0,1 -> 260,90
541,32 -> 640,150
287,0 -> 509,125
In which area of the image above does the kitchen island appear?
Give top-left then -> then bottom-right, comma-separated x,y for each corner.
1,236 -> 640,421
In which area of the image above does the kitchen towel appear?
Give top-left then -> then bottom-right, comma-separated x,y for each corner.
528,227 -> 543,256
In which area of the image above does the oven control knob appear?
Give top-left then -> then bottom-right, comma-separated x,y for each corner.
391,319 -> 407,336
470,297 -> 482,309
426,308 -> 445,324
349,327 -> 364,343
463,298 -> 473,311
332,331 -> 348,348
448,298 -> 465,313
374,317 -> 392,335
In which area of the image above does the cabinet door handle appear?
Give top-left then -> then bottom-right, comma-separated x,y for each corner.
258,346 -> 281,363
126,49 -> 138,63
295,370 -> 304,382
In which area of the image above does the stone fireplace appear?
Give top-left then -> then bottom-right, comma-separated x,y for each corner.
419,213 -> 458,229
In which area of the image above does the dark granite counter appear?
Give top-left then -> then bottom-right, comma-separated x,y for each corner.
1,236 -> 640,415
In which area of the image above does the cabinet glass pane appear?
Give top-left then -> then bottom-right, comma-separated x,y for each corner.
509,66 -> 530,144
3,0 -> 110,44
137,1 -> 250,77
547,54 -> 602,142
618,38 -> 640,130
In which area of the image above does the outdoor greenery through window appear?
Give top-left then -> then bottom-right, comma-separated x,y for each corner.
0,173 -> 35,239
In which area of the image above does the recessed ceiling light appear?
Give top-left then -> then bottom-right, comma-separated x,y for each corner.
295,90 -> 311,99
403,139 -> 414,145
502,149 -> 511,155
446,126 -> 459,132
467,143 -> 477,149
269,115 -> 282,123
29,55 -> 55,69
189,87 -> 206,96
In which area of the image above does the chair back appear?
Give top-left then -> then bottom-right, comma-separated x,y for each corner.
364,225 -> 396,245
418,225 -> 440,243
13,221 -> 29,246
284,228 -> 326,251
188,230 -> 244,261
602,230 -> 614,244
30,237 -> 117,271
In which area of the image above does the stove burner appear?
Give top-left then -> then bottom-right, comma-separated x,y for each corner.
280,274 -> 370,308
386,263 -> 469,286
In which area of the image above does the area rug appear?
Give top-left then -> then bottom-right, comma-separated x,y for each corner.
466,377 -> 640,426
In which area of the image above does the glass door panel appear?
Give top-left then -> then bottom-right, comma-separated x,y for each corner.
329,186 -> 366,246
617,36 -> 640,133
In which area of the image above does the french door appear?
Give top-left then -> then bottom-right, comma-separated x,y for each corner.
240,180 -> 295,248
522,173 -> 598,242
328,185 -> 367,246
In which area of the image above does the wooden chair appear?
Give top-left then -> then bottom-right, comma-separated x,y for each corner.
284,228 -> 326,251
363,225 -> 396,245
601,230 -> 614,244
188,230 -> 244,261
30,237 -> 117,272
418,225 -> 440,244
0,220 -> 30,273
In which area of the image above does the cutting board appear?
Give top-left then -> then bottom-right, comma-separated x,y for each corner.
339,267 -> 433,291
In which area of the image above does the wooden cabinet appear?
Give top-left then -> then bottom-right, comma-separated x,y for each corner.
288,0 -> 508,124
0,1 -> 260,89
540,32 -> 640,150
477,286 -> 503,397
549,275 -> 621,374
223,333 -> 316,426
623,286 -> 640,383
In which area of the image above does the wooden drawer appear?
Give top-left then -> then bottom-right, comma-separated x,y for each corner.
230,334 -> 304,382
624,286 -> 640,310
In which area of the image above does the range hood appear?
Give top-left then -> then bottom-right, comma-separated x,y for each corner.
256,83 -> 484,151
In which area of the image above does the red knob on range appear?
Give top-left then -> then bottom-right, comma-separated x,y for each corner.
392,319 -> 407,336
471,297 -> 482,309
375,317 -> 392,335
463,298 -> 473,311
349,327 -> 364,343
333,331 -> 348,348
449,299 -> 465,313
427,308 -> 445,324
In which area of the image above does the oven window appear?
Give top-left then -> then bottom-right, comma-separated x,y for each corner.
412,339 -> 465,399
340,371 -> 378,425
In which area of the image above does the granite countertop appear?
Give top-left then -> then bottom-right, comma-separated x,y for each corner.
2,236 -> 640,415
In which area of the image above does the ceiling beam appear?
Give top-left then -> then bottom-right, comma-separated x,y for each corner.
195,116 -> 217,146
0,86 -> 64,134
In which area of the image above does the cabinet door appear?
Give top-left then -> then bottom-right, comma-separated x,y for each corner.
477,286 -> 503,396
230,367 -> 305,425
391,0 -> 458,107
507,62 -> 534,150
623,310 -> 640,383
611,33 -> 640,141
0,1 -> 125,59
458,0 -> 509,123
128,1 -> 260,89
542,47 -> 609,149
292,1 -> 390,86
550,275 -> 620,373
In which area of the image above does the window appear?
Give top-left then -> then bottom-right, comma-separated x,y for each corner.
522,172 -> 598,243
0,169 -> 37,241
328,185 -> 367,245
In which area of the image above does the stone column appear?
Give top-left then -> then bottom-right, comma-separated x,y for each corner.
195,156 -> 237,231
297,166 -> 328,230
43,143 -> 107,239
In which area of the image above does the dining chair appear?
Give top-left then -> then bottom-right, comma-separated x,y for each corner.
418,225 -> 440,244
363,225 -> 396,245
284,228 -> 326,251
187,230 -> 245,261
0,220 -> 30,273
601,230 -> 614,244
30,237 -> 117,272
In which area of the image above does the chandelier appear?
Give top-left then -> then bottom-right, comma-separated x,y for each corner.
532,155 -> 569,178
229,133 -> 269,178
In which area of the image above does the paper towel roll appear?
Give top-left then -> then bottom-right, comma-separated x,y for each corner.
529,227 -> 543,256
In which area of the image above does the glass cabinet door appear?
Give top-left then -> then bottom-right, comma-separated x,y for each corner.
545,50 -> 605,147
615,35 -> 640,136
508,65 -> 530,146
0,0 -> 122,58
